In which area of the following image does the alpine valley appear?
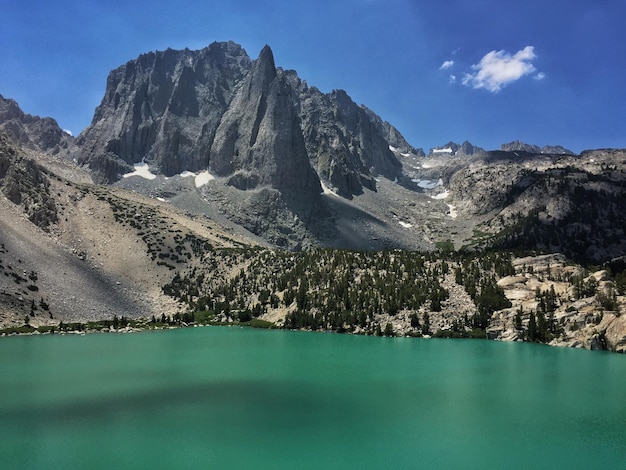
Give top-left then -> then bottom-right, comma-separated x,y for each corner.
1,42 -> 625,352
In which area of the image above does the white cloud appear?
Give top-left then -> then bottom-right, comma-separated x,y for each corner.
63,129 -> 73,136
462,46 -> 539,92
449,74 -> 457,84
534,72 -> 546,81
440,60 -> 455,70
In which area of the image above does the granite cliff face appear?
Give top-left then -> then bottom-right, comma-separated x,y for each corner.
75,41 -> 405,201
500,140 -> 574,155
440,148 -> 626,263
75,41 -> 252,182
209,46 -> 320,200
428,141 -> 484,157
290,79 -> 403,197
72,42 -> 412,248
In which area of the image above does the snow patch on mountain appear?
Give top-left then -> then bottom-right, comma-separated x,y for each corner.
123,162 -> 156,180
431,190 -> 449,200
446,204 -> 458,219
413,178 -> 442,190
320,181 -> 339,197
194,171 -> 215,188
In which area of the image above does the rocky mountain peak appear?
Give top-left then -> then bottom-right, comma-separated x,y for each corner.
247,45 -> 278,97
500,140 -> 541,153
75,41 -> 253,182
74,41 -> 407,195
64,41 -> 415,247
428,140 -> 483,157
209,45 -> 320,199
0,94 -> 73,154
500,140 -> 574,155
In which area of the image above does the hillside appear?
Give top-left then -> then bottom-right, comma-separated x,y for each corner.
0,131 -> 261,328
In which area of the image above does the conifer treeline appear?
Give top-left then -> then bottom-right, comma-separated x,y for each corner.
163,247 -> 514,336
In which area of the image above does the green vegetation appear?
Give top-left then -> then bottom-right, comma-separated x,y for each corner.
0,325 -> 36,335
0,311 -> 277,336
162,246 -> 517,338
435,239 -> 454,253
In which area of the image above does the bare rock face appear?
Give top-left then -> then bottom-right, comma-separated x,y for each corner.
0,94 -> 73,154
76,41 -> 252,182
428,141 -> 484,158
76,42 -> 405,198
500,140 -> 574,155
209,46 -> 320,200
292,81 -> 403,198
0,132 -> 58,229
443,149 -> 626,263
72,42 -> 409,248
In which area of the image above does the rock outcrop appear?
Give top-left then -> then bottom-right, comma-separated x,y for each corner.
75,41 -> 252,183
443,149 -> 626,263
487,254 -> 626,353
0,132 -> 58,229
0,94 -> 73,154
209,46 -> 320,200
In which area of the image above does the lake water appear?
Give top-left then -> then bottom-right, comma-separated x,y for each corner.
0,327 -> 624,469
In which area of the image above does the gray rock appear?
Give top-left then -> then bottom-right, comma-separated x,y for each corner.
70,41 -> 414,248
76,41 -> 252,182
0,132 -> 58,229
500,140 -> 574,155
75,41 -> 406,198
0,94 -> 73,154
428,141 -> 484,157
209,45 -> 320,200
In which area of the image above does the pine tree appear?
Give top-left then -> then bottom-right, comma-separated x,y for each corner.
422,312 -> 430,335
527,312 -> 538,342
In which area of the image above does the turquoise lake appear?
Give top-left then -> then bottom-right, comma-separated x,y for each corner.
0,327 -> 624,469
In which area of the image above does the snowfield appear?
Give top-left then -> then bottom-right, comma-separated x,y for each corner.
320,181 -> 339,197
431,190 -> 449,200
123,162 -> 157,180
194,171 -> 215,188
413,178 -> 442,190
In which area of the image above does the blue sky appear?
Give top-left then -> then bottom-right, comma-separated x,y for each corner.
2,0 -> 625,153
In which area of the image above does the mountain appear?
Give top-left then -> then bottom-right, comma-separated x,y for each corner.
4,125 -> 626,350
75,42 -> 405,192
431,146 -> 626,262
72,42 -> 415,249
0,126 -> 262,330
66,43 -> 626,257
428,141 -> 484,157
0,94 -> 73,154
500,140 -> 574,155
74,41 -> 251,182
